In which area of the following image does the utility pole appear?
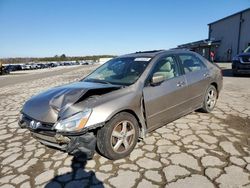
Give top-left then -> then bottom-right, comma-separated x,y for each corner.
237,13 -> 244,54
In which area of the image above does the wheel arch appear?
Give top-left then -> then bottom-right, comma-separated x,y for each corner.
210,82 -> 219,98
106,109 -> 146,139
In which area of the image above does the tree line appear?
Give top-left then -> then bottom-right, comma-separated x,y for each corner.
0,54 -> 116,64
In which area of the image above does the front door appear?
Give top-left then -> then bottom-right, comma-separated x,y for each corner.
143,55 -> 189,131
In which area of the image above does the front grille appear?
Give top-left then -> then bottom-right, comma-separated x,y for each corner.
22,114 -> 54,130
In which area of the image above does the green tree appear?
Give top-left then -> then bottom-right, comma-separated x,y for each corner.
60,54 -> 66,59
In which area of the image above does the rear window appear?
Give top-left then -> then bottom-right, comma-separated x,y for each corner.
178,54 -> 205,74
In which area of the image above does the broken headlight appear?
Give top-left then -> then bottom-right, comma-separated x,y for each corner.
54,109 -> 92,132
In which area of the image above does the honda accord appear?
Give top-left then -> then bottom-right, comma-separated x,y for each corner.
19,50 -> 223,160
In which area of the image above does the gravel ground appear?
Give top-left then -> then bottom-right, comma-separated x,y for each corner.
0,65 -> 94,88
0,65 -> 250,188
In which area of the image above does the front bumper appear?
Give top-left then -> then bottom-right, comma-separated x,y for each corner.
31,131 -> 96,158
234,69 -> 250,74
19,118 -> 96,159
232,61 -> 250,74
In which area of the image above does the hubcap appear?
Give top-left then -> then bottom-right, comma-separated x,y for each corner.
207,88 -> 217,109
110,120 -> 135,153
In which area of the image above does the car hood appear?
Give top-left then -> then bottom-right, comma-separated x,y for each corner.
238,52 -> 250,57
22,81 -> 121,123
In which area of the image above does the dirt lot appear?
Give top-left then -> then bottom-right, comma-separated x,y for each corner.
0,65 -> 92,88
0,64 -> 250,188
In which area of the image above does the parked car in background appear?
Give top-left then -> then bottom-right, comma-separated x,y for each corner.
58,62 -> 65,66
2,65 -> 10,74
4,64 -> 22,72
31,63 -> 38,69
19,64 -> 26,70
36,63 -> 45,69
13,64 -> 23,71
2,65 -> 12,72
47,62 -> 58,68
232,46 -> 250,76
19,50 -> 223,160
81,62 -> 89,65
63,62 -> 71,66
22,64 -> 32,70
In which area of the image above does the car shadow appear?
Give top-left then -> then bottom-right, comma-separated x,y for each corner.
221,69 -> 234,77
45,152 -> 104,188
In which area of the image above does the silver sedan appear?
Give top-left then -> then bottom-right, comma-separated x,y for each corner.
19,50 -> 223,160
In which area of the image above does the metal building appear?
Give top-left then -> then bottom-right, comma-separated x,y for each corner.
177,8 -> 250,62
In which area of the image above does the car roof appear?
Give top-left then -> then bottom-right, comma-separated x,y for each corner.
119,49 -> 193,58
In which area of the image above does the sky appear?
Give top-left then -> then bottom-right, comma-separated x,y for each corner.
0,0 -> 249,58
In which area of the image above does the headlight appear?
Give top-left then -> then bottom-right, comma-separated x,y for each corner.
54,109 -> 92,132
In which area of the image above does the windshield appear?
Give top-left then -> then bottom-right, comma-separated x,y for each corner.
83,57 -> 151,86
244,46 -> 250,53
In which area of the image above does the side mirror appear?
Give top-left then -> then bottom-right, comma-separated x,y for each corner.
151,74 -> 165,86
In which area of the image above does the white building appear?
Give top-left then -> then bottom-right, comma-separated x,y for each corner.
178,8 -> 250,61
98,57 -> 113,65
208,8 -> 250,61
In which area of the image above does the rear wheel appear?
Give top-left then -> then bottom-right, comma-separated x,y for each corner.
96,112 -> 139,160
200,85 -> 217,113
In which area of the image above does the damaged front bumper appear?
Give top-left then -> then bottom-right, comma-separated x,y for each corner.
31,131 -> 96,158
19,116 -> 98,159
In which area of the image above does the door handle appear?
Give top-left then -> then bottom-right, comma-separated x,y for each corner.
177,83 -> 182,87
177,81 -> 185,87
204,72 -> 209,77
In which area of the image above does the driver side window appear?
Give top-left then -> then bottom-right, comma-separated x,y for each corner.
151,56 -> 180,82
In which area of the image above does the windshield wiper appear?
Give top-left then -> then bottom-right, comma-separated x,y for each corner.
84,78 -> 112,85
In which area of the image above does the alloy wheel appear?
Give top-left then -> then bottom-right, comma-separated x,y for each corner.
110,120 -> 136,153
206,88 -> 217,110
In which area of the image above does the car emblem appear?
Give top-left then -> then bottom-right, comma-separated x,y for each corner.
29,120 -> 41,129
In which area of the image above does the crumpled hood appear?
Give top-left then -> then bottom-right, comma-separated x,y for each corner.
22,81 -> 121,123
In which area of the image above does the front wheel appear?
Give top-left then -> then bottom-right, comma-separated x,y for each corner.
200,85 -> 218,113
96,112 -> 139,160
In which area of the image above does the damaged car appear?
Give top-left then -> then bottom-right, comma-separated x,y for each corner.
19,50 -> 223,160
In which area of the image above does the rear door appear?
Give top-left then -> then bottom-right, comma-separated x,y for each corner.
177,53 -> 211,109
143,55 -> 190,131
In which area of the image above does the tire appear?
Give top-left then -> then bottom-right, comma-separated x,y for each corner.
200,85 -> 218,113
96,112 -> 139,160
232,70 -> 238,76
